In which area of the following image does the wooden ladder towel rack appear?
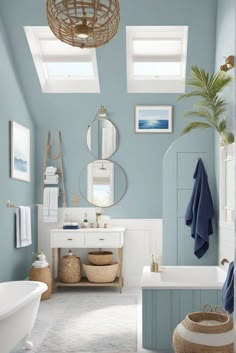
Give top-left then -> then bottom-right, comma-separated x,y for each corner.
42,131 -> 67,207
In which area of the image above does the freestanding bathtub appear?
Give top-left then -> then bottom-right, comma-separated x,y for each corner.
141,266 -> 227,352
0,281 -> 47,353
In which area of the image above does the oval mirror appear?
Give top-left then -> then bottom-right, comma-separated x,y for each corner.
79,160 -> 126,207
87,119 -> 118,159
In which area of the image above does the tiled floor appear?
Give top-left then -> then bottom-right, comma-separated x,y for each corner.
11,287 -> 170,353
11,287 -> 140,353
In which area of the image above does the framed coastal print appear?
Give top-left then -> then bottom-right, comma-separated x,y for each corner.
135,105 -> 172,133
11,121 -> 30,182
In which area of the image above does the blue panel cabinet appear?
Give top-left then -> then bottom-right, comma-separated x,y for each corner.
142,289 -> 222,351
163,132 -> 217,266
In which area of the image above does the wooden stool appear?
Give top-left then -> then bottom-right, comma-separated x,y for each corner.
29,267 -> 52,300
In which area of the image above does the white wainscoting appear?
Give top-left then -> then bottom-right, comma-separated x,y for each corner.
38,206 -> 162,288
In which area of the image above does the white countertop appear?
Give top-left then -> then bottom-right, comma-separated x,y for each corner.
141,265 -> 226,290
51,227 -> 125,233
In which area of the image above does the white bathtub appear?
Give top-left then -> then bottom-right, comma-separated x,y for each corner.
0,281 -> 47,353
141,266 -> 227,289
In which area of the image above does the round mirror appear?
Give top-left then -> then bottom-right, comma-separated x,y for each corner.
79,160 -> 127,207
87,119 -> 118,159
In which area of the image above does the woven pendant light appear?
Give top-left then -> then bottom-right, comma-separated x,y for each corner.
47,0 -> 120,48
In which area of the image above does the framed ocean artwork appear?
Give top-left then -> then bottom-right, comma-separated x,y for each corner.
135,105 -> 172,133
11,121 -> 30,182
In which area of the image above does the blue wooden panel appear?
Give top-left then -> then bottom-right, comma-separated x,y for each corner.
143,289 -> 223,351
177,152 -> 208,189
193,290 -> 201,312
142,289 -> 154,349
179,290 -> 194,321
177,189 -> 192,217
171,290 -> 180,333
200,289 -> 219,309
153,290 -> 172,350
163,132 -> 217,266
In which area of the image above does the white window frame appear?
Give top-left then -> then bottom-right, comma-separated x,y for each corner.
24,26 -> 100,93
126,26 -> 188,93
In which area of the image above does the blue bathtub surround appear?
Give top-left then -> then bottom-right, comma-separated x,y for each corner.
185,158 -> 214,258
222,261 -> 234,314
141,266 -> 224,351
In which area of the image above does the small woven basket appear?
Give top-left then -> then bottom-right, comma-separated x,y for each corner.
83,263 -> 118,283
59,255 -> 81,283
29,267 -> 52,301
173,305 -> 234,353
88,251 -> 113,265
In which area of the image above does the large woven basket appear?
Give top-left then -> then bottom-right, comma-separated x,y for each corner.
29,267 -> 52,301
173,310 -> 234,353
59,255 -> 81,283
88,251 -> 113,265
83,263 -> 118,283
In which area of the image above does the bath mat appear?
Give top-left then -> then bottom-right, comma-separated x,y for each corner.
34,294 -> 137,353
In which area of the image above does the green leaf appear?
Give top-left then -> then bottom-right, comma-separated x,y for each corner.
181,122 -> 211,135
184,109 -> 213,123
221,132 -> 235,145
218,119 -> 227,132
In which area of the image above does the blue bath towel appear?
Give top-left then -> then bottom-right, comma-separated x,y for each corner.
185,159 -> 214,258
222,262 -> 234,314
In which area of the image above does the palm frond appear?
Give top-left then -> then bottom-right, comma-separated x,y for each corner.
181,122 -> 211,135
184,109 -> 213,123
178,65 -> 234,145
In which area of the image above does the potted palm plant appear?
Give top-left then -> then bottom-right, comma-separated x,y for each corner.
178,66 -> 234,145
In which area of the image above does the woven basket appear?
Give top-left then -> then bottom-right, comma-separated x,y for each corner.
29,267 -> 52,301
83,263 -> 118,283
59,255 -> 81,283
88,251 -> 113,265
173,309 -> 234,353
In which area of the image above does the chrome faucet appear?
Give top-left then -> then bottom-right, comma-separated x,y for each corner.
220,258 -> 230,266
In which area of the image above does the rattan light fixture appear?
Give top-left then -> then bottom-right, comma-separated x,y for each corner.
46,0 -> 120,49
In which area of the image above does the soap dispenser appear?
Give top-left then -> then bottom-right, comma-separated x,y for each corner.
83,212 -> 89,228
151,255 -> 155,272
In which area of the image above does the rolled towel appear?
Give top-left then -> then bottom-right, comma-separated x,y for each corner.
45,175 -> 59,181
46,166 -> 57,172
44,180 -> 59,185
222,261 -> 234,314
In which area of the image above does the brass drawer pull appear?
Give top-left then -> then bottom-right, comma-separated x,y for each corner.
99,238 -> 105,240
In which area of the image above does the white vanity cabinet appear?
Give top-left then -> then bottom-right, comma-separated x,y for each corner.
50,227 -> 125,292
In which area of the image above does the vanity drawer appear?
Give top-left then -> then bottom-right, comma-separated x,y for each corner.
51,233 -> 85,248
85,232 -> 123,248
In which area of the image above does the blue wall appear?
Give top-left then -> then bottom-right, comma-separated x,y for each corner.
0,0 -> 218,219
0,15 -> 36,282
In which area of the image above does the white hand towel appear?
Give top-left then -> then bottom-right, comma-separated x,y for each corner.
43,187 -> 59,223
21,206 -> 32,247
50,187 -> 59,211
16,208 -> 20,248
19,206 -> 26,241
16,206 -> 32,248
43,188 -> 50,216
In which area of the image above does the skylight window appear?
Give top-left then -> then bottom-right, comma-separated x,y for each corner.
24,27 -> 100,93
126,26 -> 188,93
